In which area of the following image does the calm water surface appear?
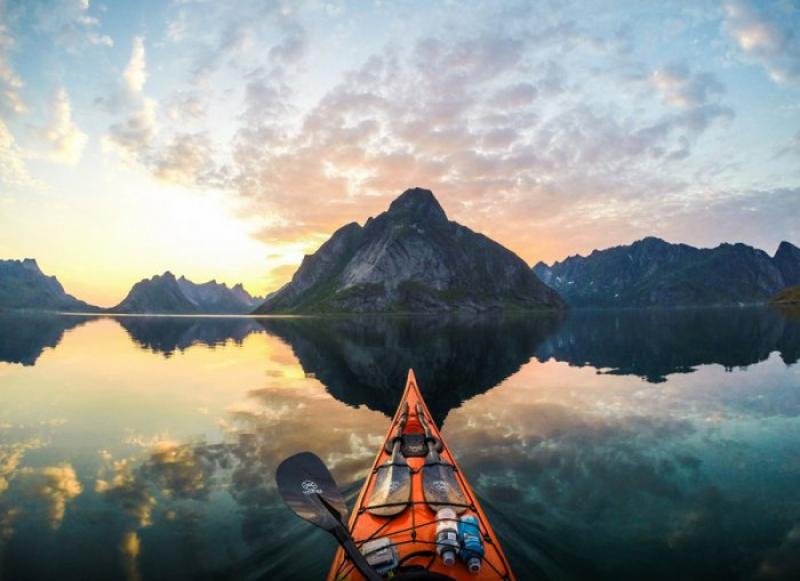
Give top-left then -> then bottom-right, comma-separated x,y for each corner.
1,309 -> 799,580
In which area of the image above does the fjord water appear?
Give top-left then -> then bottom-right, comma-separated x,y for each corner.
1,310 -> 799,580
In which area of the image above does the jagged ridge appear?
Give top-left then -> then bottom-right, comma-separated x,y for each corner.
111,272 -> 261,314
255,188 -> 564,313
534,237 -> 800,307
0,258 -> 99,312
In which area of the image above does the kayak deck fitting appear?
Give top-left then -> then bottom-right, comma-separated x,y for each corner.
328,370 -> 515,580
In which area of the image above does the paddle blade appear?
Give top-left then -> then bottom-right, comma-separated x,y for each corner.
422,463 -> 468,515
367,463 -> 411,516
276,451 -> 348,531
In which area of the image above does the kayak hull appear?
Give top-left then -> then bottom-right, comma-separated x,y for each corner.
327,369 -> 515,580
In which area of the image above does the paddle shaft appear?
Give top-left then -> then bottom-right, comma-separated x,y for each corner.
318,493 -> 383,581
416,403 -> 441,463
391,403 -> 409,462
332,526 -> 383,581
389,436 -> 405,464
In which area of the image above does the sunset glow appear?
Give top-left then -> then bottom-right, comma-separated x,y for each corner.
1,0 -> 798,306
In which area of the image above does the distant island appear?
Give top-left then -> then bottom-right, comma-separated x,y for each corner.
255,188 -> 564,313
535,237 -> 800,308
3,188 -> 800,314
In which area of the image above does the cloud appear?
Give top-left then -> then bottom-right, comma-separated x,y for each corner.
104,96 -> 158,160
268,20 -> 307,66
165,91 -> 207,122
150,132 -> 219,186
166,9 -> 188,43
775,130 -> 800,159
95,455 -> 157,528
124,36 -> 147,95
0,17 -> 26,114
654,187 -> 800,252
723,0 -> 800,83
0,506 -> 19,545
141,441 -> 214,501
489,82 -> 539,109
54,1 -> 787,271
651,63 -> 725,109
102,37 -> 159,162
119,531 -> 143,581
19,463 -> 82,529
30,0 -> 112,50
0,438 -> 45,495
0,119 -> 36,189
95,450 -> 157,581
445,396 -> 700,523
39,88 -> 88,164
757,523 -> 800,579
215,24 -> 737,253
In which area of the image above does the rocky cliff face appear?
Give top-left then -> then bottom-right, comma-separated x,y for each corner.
254,188 -> 564,313
774,241 -> 800,287
111,272 -> 260,314
0,258 -> 98,311
534,237 -> 799,307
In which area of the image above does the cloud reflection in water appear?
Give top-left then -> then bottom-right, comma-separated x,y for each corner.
0,309 -> 798,579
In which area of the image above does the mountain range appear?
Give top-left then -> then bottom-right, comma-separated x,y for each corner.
0,259 -> 260,315
255,188 -> 563,313
3,189 -> 800,313
110,272 -> 262,314
534,237 -> 800,308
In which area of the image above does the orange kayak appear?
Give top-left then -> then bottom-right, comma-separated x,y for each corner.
328,369 -> 515,580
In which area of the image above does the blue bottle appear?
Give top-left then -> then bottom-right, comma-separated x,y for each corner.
458,515 -> 484,573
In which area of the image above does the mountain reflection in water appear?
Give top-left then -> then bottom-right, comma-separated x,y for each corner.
258,314 -> 564,424
0,308 -> 799,580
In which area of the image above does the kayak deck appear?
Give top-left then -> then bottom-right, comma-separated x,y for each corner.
328,370 -> 515,580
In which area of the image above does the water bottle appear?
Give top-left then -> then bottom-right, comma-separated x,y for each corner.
458,514 -> 484,573
435,508 -> 459,566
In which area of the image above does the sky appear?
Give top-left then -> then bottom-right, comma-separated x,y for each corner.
0,0 -> 799,307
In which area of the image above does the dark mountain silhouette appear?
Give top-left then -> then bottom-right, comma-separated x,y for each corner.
774,241 -> 800,287
0,313 -> 91,365
111,272 -> 261,314
255,188 -> 564,313
0,258 -> 98,312
535,307 -> 800,382
257,314 -> 564,424
534,238 -> 800,307
4,308 -> 798,407
115,316 -> 264,356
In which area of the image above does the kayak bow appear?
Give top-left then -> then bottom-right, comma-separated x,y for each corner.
328,369 -> 515,580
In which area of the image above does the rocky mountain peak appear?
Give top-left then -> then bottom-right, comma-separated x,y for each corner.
536,237 -> 799,307
21,258 -> 41,271
0,258 -> 97,312
255,187 -> 563,313
386,188 -> 448,224
774,240 -> 800,286
112,272 -> 259,314
635,236 -> 668,246
776,241 -> 800,256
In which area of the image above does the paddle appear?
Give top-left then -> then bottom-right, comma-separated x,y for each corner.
368,402 -> 411,516
276,452 -> 382,581
416,403 -> 468,514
